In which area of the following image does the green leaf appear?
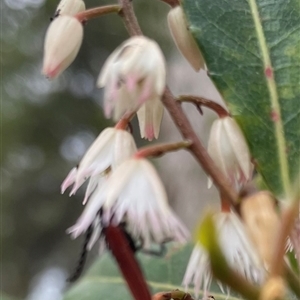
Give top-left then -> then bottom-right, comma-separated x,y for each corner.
63,244 -> 242,300
182,0 -> 300,199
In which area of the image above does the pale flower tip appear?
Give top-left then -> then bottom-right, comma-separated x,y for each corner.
168,6 -> 205,71
43,16 -> 83,79
144,125 -> 155,141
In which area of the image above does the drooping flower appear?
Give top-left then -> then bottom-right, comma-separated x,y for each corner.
207,116 -> 252,189
52,0 -> 85,19
67,157 -> 189,247
42,15 -> 83,78
183,212 -> 265,298
61,128 -> 136,197
168,6 -> 205,71
97,36 -> 166,139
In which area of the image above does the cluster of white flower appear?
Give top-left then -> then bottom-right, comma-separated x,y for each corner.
43,0 -> 190,250
42,0 -> 269,298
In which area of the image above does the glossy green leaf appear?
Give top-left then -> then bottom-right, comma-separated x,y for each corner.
63,244 -> 242,300
182,0 -> 300,199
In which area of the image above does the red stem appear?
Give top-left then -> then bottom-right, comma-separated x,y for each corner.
104,225 -> 152,300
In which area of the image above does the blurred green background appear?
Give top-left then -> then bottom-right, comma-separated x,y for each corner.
2,0 -> 221,299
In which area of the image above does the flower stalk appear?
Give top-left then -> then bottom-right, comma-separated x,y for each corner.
135,140 -> 192,159
115,111 -> 136,130
118,0 -> 238,206
178,95 -> 229,118
104,224 -> 152,300
157,0 -> 179,8
75,5 -> 121,22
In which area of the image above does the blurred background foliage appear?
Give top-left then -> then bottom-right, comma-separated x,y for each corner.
2,0 -> 221,299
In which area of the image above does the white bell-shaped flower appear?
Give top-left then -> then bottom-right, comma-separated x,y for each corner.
168,6 -> 205,71
207,116 -> 252,188
67,157 -> 189,247
97,36 -> 166,124
61,128 -> 136,196
43,15 -> 83,78
183,212 -> 265,298
53,0 -> 85,19
137,96 -> 164,141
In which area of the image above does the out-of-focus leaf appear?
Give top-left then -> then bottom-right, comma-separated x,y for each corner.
182,0 -> 300,199
0,292 -> 18,300
63,244 -> 242,300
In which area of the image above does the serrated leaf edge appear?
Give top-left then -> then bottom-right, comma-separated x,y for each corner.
248,0 -> 291,198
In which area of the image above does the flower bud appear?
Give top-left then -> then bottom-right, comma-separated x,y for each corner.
54,0 -> 85,18
207,116 -> 252,188
259,277 -> 286,300
241,191 -> 280,266
168,6 -> 205,71
43,15 -> 83,78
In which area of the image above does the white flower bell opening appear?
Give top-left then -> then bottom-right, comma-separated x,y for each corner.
61,128 -> 136,197
183,212 -> 265,298
67,157 -> 189,248
97,36 -> 166,140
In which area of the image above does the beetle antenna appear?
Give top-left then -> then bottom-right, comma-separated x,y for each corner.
67,224 -> 93,282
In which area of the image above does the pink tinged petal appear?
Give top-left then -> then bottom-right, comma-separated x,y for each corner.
125,74 -> 138,92
43,16 -> 83,79
67,185 -> 106,239
137,76 -> 153,105
137,97 -> 164,140
61,167 -> 77,194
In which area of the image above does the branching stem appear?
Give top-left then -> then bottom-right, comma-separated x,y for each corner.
135,141 -> 192,159
118,0 -> 239,206
178,95 -> 229,118
75,5 -> 121,22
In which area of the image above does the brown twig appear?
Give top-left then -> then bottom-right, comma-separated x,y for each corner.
178,95 -> 229,118
118,0 -> 239,206
75,5 -> 121,22
135,140 -> 192,158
